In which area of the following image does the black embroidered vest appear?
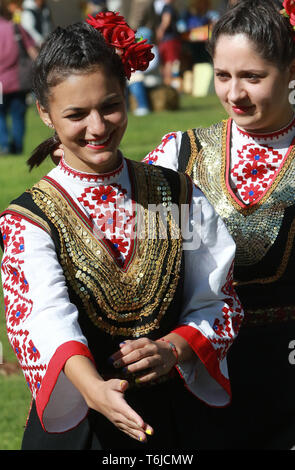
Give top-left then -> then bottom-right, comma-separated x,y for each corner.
178,121 -> 295,325
0,160 -> 192,377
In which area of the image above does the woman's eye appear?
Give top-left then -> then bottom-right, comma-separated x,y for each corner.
66,113 -> 85,120
247,75 -> 260,82
215,71 -> 229,77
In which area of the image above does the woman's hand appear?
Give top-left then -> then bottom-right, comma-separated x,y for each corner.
86,377 -> 153,442
64,355 -> 153,442
109,337 -> 178,384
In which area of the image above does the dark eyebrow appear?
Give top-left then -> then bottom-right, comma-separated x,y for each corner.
62,107 -> 83,113
214,67 -> 266,75
62,93 -> 122,114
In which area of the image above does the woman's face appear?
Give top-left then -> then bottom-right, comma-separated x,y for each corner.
213,34 -> 295,133
39,67 -> 127,174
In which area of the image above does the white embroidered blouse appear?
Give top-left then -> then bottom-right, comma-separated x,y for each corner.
0,156 -> 242,433
143,116 -> 295,206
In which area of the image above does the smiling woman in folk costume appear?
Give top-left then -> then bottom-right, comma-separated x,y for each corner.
143,0 -> 295,450
0,12 -> 242,450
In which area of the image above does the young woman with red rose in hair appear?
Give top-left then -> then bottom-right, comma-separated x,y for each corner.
0,13 -> 242,450
142,0 -> 295,449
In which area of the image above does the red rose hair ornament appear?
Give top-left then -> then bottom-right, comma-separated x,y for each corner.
86,11 -> 154,79
281,0 -> 295,40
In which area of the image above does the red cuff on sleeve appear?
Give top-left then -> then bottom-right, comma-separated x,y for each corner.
172,325 -> 231,398
35,341 -> 95,430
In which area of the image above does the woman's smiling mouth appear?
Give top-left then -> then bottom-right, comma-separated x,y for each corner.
84,134 -> 112,149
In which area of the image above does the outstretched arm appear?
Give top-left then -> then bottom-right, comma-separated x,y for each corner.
0,213 -> 152,440
64,355 -> 153,442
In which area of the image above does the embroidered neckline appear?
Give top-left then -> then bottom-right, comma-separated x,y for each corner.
235,115 -> 295,141
58,153 -> 124,183
43,162 -> 138,272
223,119 -> 295,212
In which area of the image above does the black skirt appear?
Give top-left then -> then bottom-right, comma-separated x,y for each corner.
192,320 -> 295,450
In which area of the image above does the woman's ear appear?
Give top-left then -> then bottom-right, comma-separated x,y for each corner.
36,101 -> 54,129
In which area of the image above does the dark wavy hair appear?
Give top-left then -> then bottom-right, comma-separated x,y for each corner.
28,22 -> 126,170
207,0 -> 295,70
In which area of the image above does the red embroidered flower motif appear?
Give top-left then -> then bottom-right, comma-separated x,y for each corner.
7,264 -> 20,285
1,224 -> 12,247
12,338 -> 23,362
27,340 -> 41,362
9,302 -> 28,326
162,132 -> 177,147
144,153 -> 158,165
11,237 -> 25,255
283,0 -> 295,26
242,162 -> 268,182
241,183 -> 263,203
232,314 -> 244,335
246,147 -> 270,164
96,209 -> 124,232
19,272 -> 29,293
110,236 -> 129,255
33,372 -> 43,393
213,318 -> 225,337
143,133 -> 177,165
90,186 -> 117,206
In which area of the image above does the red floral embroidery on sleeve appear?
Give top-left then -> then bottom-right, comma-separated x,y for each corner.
211,261 -> 243,361
0,215 -> 47,398
143,133 -> 177,165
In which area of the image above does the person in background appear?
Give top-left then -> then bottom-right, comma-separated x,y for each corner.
125,1 -> 159,116
156,0 -> 182,87
143,0 -> 295,449
0,0 -> 38,155
5,0 -> 22,23
21,0 -> 52,48
184,0 -> 212,30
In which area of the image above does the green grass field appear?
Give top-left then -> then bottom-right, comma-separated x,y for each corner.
0,93 -> 226,450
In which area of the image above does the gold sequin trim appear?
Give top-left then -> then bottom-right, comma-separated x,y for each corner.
184,121 -> 295,267
26,161 -> 188,337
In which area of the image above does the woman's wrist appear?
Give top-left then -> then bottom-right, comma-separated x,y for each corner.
162,332 -> 195,363
64,354 -> 105,408
158,338 -> 179,365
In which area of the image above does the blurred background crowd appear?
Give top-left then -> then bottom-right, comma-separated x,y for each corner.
0,0 -> 281,155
